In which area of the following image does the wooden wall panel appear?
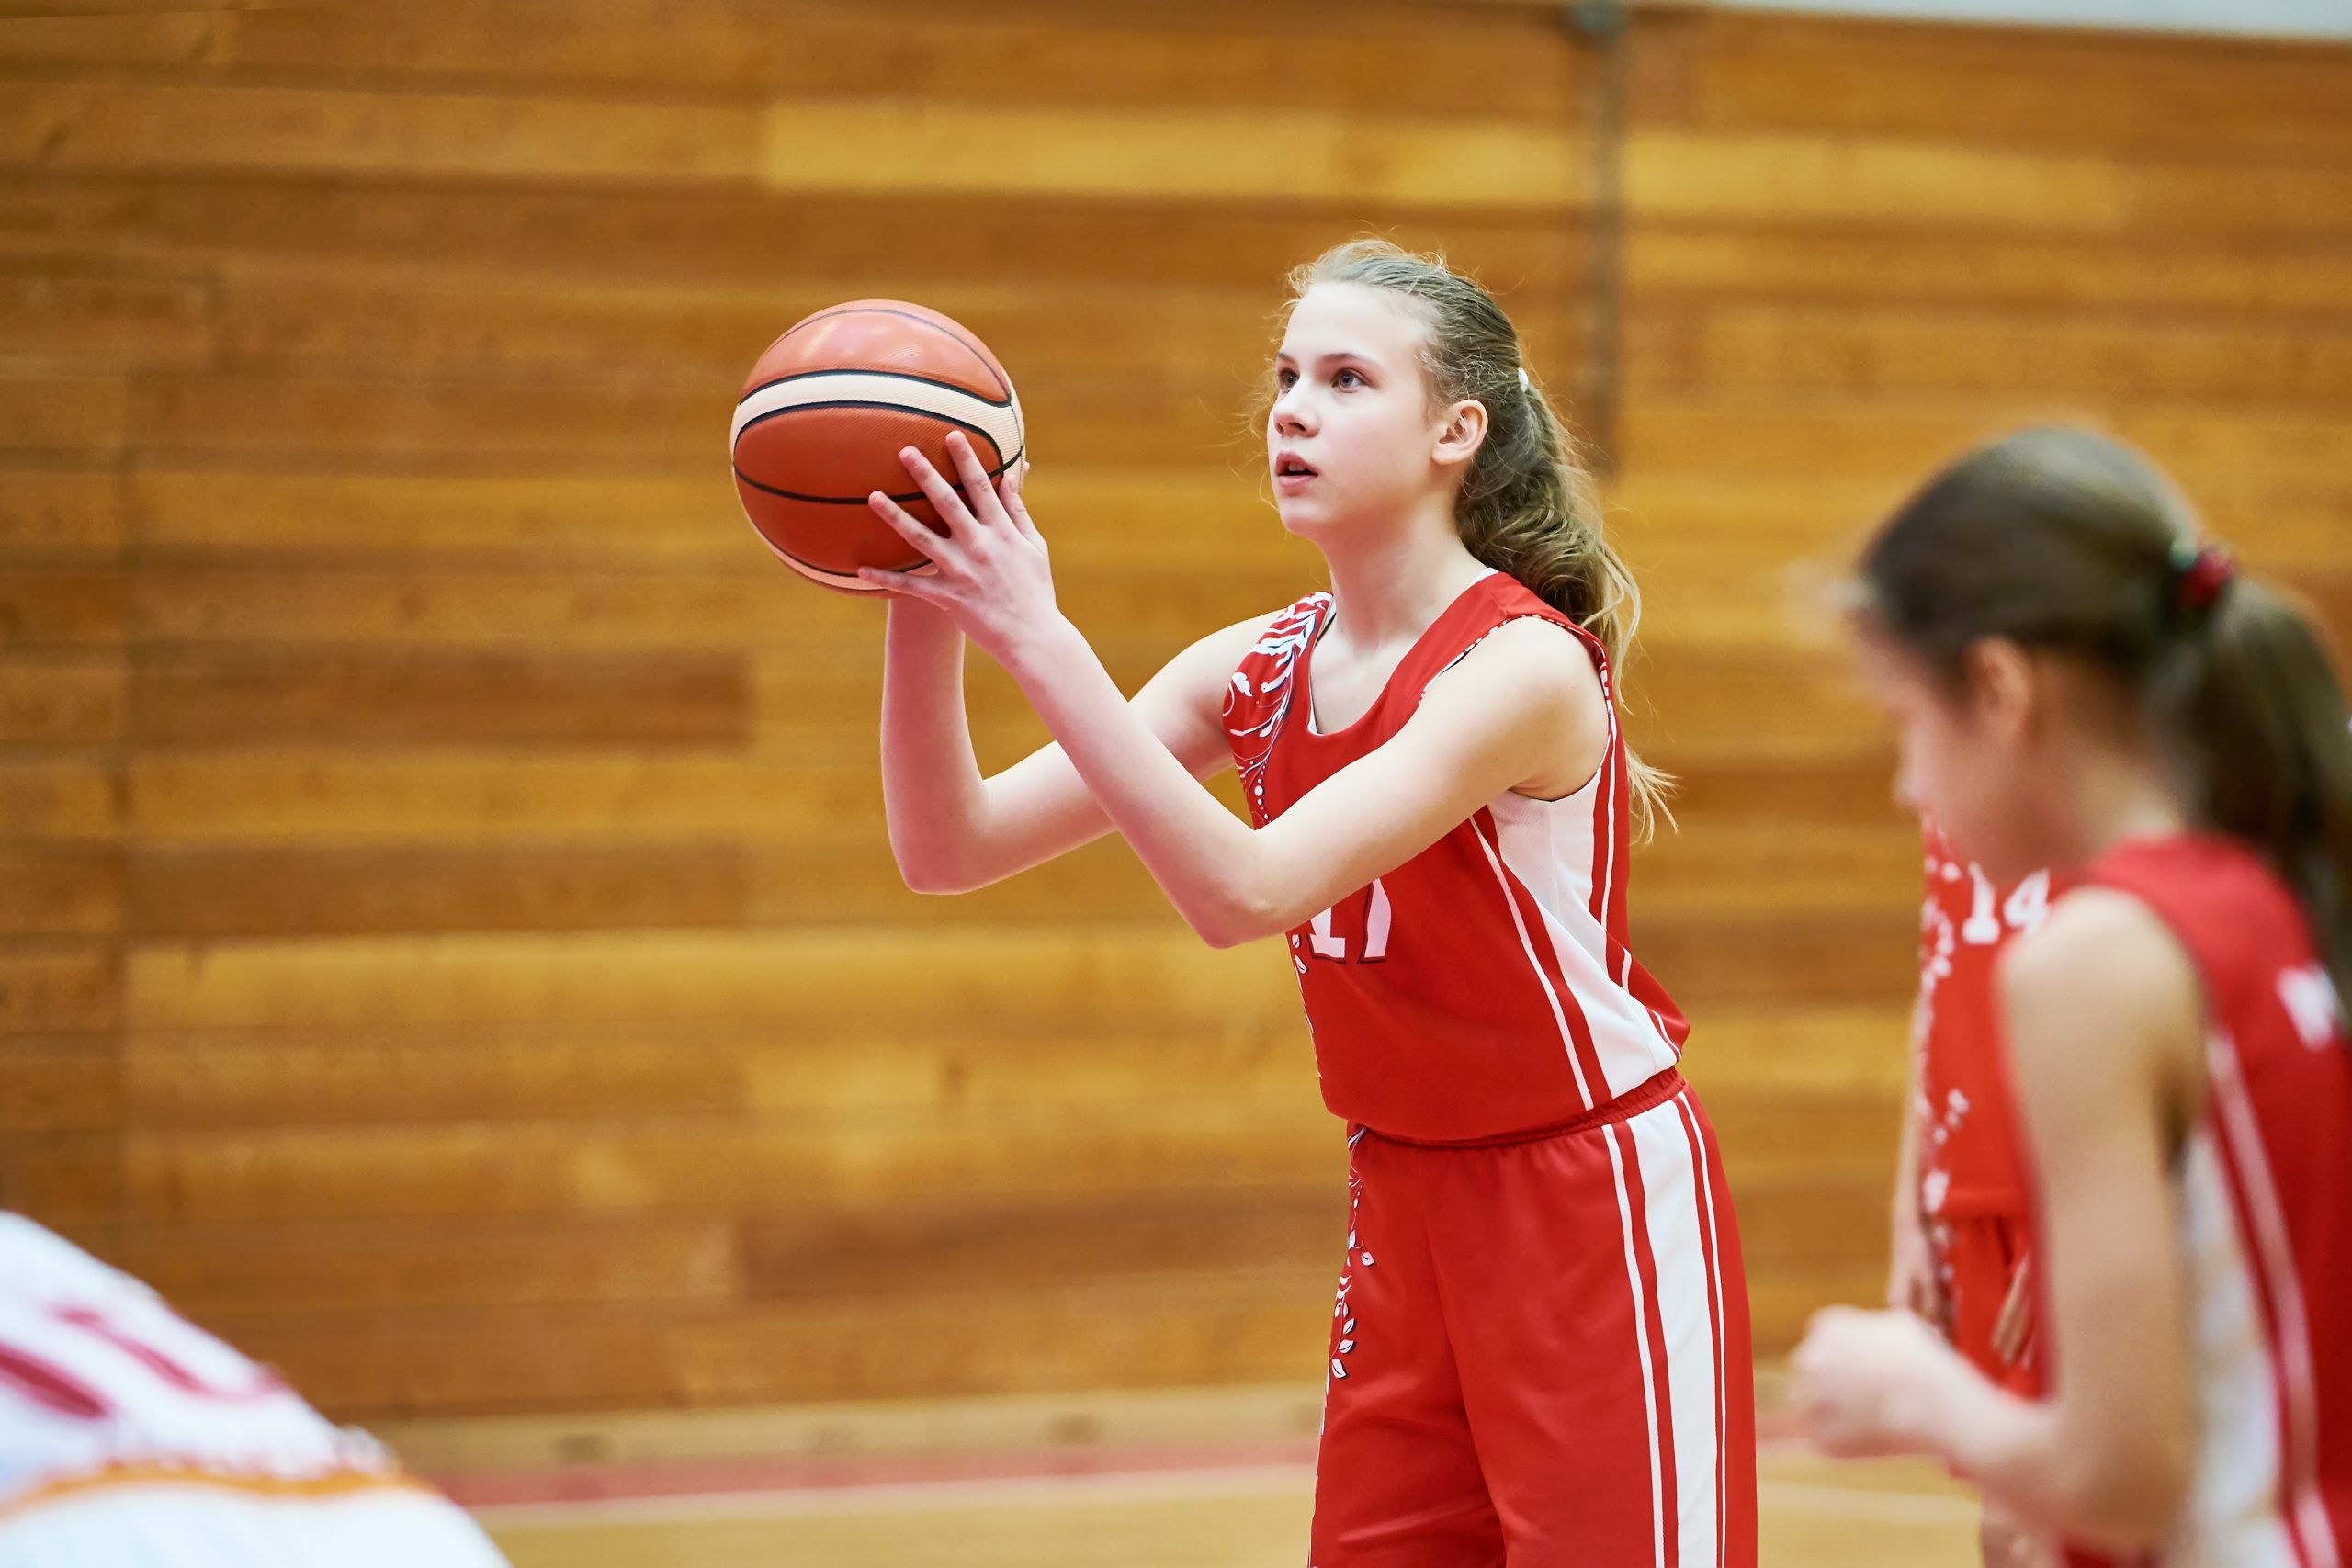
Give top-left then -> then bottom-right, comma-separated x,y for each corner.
1,0 -> 2344,1422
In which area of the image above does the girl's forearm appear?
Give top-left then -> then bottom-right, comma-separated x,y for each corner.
877,599 -> 990,891
997,615 -> 1269,944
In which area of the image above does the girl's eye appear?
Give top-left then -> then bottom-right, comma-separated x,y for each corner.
1334,369 -> 1364,389
1275,368 -> 1297,389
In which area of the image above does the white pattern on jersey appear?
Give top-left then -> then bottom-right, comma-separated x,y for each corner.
0,1215 -> 508,1566
0,1215 -> 380,1502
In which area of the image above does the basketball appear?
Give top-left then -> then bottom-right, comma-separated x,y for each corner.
729,300 -> 1025,594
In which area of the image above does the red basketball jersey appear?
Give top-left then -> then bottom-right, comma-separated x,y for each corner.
2067,834 -> 2352,1567
1916,828 -> 2053,1220
1222,573 -> 1687,1142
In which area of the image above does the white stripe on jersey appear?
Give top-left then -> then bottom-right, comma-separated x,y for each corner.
1488,784 -> 1680,1102
1603,1125 -> 1669,1568
1468,817 -> 1596,1110
2203,1032 -> 2343,1568
1632,1095 -> 1724,1568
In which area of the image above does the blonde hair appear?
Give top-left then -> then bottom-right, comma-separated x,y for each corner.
1281,238 -> 1671,836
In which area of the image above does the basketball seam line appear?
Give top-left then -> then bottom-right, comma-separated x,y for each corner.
767,307 -> 1009,400
737,365 -> 1015,411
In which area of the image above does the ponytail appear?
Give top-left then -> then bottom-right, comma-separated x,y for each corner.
2182,578 -> 2352,998
1283,239 -> 1671,838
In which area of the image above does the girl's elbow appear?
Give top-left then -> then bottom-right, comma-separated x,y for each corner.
1188,891 -> 1285,951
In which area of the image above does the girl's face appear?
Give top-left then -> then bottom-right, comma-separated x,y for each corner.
1266,283 -> 1467,538
1855,622 -> 2059,886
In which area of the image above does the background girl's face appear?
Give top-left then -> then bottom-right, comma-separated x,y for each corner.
1855,625 -> 2051,886
1266,283 -> 1451,538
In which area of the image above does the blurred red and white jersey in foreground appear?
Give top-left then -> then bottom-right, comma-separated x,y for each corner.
0,1213 -> 507,1568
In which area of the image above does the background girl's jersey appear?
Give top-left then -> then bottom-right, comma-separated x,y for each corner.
1223,572 -> 1685,1142
2075,835 -> 2351,1568
1916,828 -> 2052,1221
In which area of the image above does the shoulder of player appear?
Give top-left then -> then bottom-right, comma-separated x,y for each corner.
1429,614 -> 1605,718
1999,887 -> 2203,1083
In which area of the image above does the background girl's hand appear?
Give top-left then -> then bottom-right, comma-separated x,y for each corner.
860,434 -> 1056,661
1792,1304 -> 1952,1459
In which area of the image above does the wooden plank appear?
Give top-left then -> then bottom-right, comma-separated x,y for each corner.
201,1273 -> 1331,1416
1672,1006 -> 1914,1092
1626,644 -> 1883,762
1636,907 -> 1917,1010
0,1132 -> 119,1226
760,100 -> 1586,210
1621,401 -> 2352,500
1628,226 -> 2352,321
1657,9 -> 2352,159
1704,1087 -> 1905,1184
120,1103 -> 1339,1224
0,1036 -> 117,1131
0,655 -> 123,743
0,1 -> 1584,121
1629,128 -> 2132,230
117,1008 -> 1317,1123
84,1214 -> 741,1314
127,750 -> 888,842
0,79 -> 758,183
1653,304 -> 2352,409
123,1032 -> 752,1128
130,842 -> 750,939
0,266 -> 214,373
125,927 -> 1294,1031
128,649 -> 751,746
744,837 -> 1179,929
738,1187 -> 1345,1300
0,569 -> 123,644
0,844 -> 120,933
0,939 -> 119,1033
0,757 -> 122,838
0,175 -> 1589,297
126,566 -> 1307,656
1632,128 -> 2352,238
658,1276 -> 1330,1407
0,469 -> 121,558
0,375 -> 125,454
1634,819 -> 1919,917
743,1021 -> 1317,1118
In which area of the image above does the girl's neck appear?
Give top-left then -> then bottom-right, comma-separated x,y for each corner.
1320,507 -> 1492,650
2064,741 -> 2192,867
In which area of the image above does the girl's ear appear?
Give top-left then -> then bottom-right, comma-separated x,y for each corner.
1961,636 -> 2041,746
1434,398 -> 1489,474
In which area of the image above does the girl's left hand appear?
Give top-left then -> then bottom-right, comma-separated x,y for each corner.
861,433 -> 1057,661
1792,1304 -> 1952,1459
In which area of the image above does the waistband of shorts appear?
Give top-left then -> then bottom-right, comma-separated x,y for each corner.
1351,1069 -> 1687,1150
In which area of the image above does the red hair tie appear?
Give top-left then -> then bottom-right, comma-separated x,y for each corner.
2171,537 -> 2236,618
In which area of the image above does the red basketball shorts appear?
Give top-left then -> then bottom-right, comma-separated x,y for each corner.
1310,1072 -> 1757,1567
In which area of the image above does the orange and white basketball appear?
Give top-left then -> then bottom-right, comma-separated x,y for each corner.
729,301 -> 1024,594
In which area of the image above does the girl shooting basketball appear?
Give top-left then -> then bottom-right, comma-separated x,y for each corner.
1795,428 -> 2352,1565
859,241 -> 1757,1566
